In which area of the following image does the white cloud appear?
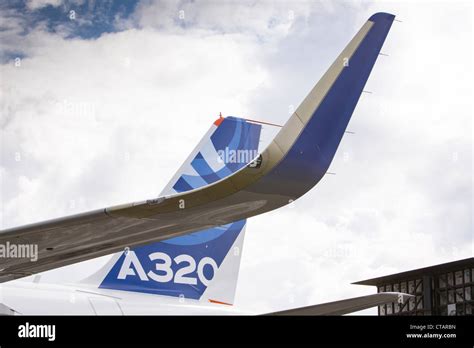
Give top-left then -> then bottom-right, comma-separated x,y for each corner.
26,0 -> 62,11
125,0 -> 314,41
0,25 -> 268,227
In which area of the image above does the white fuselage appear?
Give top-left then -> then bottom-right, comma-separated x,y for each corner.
0,281 -> 248,315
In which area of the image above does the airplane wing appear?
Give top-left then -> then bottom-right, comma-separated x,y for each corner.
267,292 -> 413,316
0,13 -> 395,282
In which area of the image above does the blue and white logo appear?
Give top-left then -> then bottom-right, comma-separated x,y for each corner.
100,220 -> 246,299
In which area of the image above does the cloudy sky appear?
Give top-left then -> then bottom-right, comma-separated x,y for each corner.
0,0 -> 472,314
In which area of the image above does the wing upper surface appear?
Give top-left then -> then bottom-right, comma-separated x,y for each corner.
0,13 -> 395,282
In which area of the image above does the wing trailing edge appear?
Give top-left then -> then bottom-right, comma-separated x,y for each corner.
266,292 -> 413,316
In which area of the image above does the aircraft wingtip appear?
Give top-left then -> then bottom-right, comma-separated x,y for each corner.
369,12 -> 396,23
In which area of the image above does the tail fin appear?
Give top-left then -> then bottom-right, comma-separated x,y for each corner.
161,115 -> 262,195
83,116 -> 262,305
